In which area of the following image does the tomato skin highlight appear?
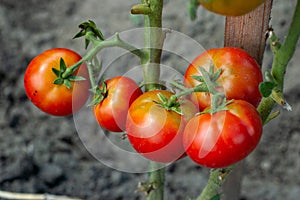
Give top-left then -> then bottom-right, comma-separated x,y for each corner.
24,48 -> 90,116
126,90 -> 198,163
198,0 -> 266,16
184,47 -> 263,110
93,76 -> 143,132
183,100 -> 262,168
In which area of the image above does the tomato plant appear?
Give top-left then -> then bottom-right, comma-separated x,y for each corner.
126,90 -> 197,163
183,100 -> 263,168
184,47 -> 263,111
24,48 -> 90,116
93,76 -> 143,132
198,0 -> 266,16
21,0 -> 300,198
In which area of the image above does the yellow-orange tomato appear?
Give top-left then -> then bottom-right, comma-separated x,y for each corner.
126,90 -> 198,163
198,0 -> 266,16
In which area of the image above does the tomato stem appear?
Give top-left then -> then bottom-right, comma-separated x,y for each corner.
86,61 -> 97,92
62,33 -> 148,79
196,166 -> 235,200
140,0 -> 164,92
135,1 -> 166,200
146,162 -> 165,200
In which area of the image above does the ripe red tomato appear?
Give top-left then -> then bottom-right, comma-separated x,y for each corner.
198,0 -> 266,16
24,48 -> 90,116
126,90 -> 198,163
184,47 -> 262,110
183,100 -> 262,168
93,76 -> 143,132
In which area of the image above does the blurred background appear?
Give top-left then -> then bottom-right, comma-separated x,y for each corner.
0,0 -> 299,199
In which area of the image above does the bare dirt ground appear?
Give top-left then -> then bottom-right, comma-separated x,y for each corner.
0,0 -> 299,199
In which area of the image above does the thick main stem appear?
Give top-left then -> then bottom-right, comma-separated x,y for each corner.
142,0 -> 164,91
259,0 -> 300,123
140,1 -> 165,200
271,0 -> 300,90
146,162 -> 165,200
196,167 -> 234,200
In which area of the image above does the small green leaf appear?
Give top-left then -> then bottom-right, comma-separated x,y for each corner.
259,81 -> 276,97
73,30 -> 86,39
79,21 -> 90,28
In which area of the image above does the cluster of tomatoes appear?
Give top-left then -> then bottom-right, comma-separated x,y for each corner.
24,46 -> 263,169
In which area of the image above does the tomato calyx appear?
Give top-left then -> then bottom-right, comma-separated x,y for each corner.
52,58 -> 86,89
197,66 -> 233,114
73,20 -> 105,49
88,81 -> 108,106
187,64 -> 232,114
154,93 -> 183,115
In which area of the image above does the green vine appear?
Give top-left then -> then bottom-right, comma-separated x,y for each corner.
134,1 -> 166,200
258,0 -> 300,123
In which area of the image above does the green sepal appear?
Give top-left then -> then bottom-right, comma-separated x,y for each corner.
157,92 -> 168,104
200,99 -> 232,115
69,75 -> 86,82
53,78 -> 64,85
191,75 -> 204,82
73,20 -> 105,49
154,93 -> 183,115
60,57 -> 67,71
191,65 -> 222,83
88,82 -> 107,107
52,68 -> 61,77
63,79 -> 72,90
